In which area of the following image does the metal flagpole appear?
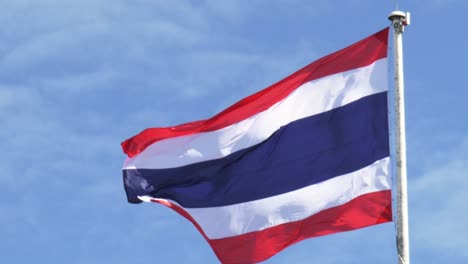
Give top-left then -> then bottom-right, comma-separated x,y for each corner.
388,10 -> 410,264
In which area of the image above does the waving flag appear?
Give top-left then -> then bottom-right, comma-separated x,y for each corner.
121,28 -> 391,264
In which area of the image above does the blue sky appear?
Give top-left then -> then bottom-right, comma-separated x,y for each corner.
1,1 -> 467,263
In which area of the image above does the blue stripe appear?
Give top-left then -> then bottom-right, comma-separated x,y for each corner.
123,92 -> 389,208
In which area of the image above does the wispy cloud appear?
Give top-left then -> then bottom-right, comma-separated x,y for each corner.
410,138 -> 468,259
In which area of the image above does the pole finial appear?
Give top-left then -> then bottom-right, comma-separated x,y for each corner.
388,11 -> 410,33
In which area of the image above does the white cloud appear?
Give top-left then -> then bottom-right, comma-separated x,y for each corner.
410,139 -> 468,258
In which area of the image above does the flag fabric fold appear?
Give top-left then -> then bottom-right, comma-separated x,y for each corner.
121,27 -> 391,264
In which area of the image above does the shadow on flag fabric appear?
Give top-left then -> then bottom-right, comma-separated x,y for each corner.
121,27 -> 392,264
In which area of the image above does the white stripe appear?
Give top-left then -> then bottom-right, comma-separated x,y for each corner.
124,59 -> 387,170
143,157 -> 391,239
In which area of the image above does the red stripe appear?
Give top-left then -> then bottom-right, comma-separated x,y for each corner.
152,190 -> 392,264
122,28 -> 389,157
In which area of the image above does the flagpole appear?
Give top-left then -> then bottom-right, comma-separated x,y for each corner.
388,10 -> 410,264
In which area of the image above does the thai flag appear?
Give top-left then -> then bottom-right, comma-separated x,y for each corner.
121,28 -> 391,264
